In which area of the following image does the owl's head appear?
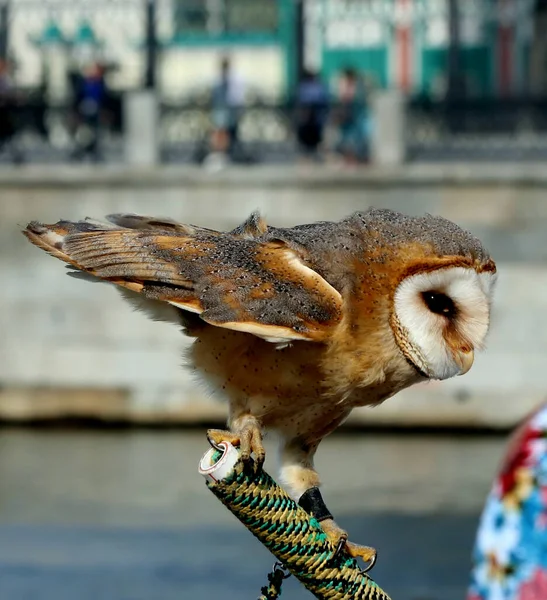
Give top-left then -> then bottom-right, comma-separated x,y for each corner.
352,209 -> 497,382
391,264 -> 496,380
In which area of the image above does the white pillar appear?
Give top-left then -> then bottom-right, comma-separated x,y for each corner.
44,48 -> 70,105
370,89 -> 406,166
123,90 -> 159,166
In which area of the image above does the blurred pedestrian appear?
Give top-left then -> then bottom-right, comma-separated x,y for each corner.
205,55 -> 246,169
332,67 -> 370,165
0,58 -> 23,163
467,402 -> 547,600
294,69 -> 329,162
71,61 -> 107,162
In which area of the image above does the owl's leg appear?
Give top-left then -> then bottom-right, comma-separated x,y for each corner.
207,414 -> 265,466
280,437 -> 377,572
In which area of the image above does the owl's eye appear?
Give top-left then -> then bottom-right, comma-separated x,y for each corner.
421,291 -> 456,318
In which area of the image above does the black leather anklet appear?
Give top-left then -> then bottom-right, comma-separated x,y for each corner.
298,487 -> 333,522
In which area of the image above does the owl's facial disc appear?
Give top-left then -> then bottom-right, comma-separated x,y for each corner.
392,266 -> 496,380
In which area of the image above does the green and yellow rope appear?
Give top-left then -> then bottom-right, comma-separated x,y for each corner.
202,446 -> 392,600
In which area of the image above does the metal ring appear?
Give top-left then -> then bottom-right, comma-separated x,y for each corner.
272,561 -> 291,580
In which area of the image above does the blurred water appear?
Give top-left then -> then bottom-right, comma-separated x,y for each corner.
0,429 -> 507,600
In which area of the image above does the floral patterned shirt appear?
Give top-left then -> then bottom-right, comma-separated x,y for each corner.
468,404 -> 547,600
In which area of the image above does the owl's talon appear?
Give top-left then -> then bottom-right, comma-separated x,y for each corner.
334,535 -> 348,558
358,550 -> 377,575
345,540 -> 377,572
207,429 -> 241,450
206,426 -> 265,468
321,518 -> 377,572
207,431 -> 227,451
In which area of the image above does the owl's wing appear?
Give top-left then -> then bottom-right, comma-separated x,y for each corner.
24,216 -> 343,343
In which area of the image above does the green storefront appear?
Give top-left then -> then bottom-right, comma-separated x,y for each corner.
171,0 -> 535,98
171,0 -> 300,95
317,0 -> 535,97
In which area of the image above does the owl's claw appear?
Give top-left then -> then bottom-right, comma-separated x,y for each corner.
335,536 -> 347,557
321,518 -> 377,573
207,426 -> 265,467
206,431 -> 227,452
347,541 -> 377,574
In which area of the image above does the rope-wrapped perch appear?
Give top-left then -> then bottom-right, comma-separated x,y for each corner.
199,442 -> 392,600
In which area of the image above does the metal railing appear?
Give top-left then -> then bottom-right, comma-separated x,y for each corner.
407,96 -> 547,161
0,97 -> 298,164
4,93 -> 547,164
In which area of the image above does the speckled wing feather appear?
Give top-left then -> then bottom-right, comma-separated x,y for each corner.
24,215 -> 343,343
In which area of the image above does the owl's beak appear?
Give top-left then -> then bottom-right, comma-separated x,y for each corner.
455,349 -> 474,376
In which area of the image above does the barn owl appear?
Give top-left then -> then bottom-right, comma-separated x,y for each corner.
24,208 -> 496,570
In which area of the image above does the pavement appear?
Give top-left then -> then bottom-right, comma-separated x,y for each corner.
0,428 -> 507,600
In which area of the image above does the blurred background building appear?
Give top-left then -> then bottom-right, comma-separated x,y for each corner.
3,0 -> 546,98
2,4 -> 547,599
1,0 -> 547,163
